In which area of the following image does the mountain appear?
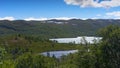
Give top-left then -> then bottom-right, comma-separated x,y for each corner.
0,19 -> 120,38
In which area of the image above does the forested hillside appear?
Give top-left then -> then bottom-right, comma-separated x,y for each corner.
0,19 -> 120,38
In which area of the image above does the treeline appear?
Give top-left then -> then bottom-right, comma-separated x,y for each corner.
0,25 -> 120,68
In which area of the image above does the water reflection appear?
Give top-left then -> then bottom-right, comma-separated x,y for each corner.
41,50 -> 78,58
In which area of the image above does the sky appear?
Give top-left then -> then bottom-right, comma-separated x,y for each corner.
0,0 -> 120,20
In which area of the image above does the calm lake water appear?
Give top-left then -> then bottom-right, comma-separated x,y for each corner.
50,36 -> 102,44
41,50 -> 78,58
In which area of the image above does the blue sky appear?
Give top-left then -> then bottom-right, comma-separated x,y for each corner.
0,0 -> 120,20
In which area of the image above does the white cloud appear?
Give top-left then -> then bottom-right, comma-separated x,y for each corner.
64,0 -> 120,8
91,17 -> 99,19
105,11 -> 120,19
24,17 -> 48,21
114,17 -> 120,19
50,17 -> 77,20
106,11 -> 120,17
81,18 -> 88,20
0,17 -> 15,21
24,17 -> 76,21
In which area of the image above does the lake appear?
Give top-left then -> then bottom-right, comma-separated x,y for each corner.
50,36 -> 102,44
41,50 -> 78,58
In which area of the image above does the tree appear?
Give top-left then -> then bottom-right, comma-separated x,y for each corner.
74,37 -> 96,68
0,46 -> 6,67
15,53 -> 33,68
98,25 -> 120,68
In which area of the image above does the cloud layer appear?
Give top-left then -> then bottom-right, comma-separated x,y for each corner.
24,17 -> 48,21
0,17 -> 76,21
106,11 -> 120,17
64,0 -> 120,8
0,17 -> 15,21
106,11 -> 120,19
24,17 -> 76,21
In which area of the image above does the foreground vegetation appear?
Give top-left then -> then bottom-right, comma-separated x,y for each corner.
0,25 -> 120,68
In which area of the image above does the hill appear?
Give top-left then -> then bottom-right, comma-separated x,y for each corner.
0,19 -> 120,38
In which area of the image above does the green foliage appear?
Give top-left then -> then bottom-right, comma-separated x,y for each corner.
15,53 -> 57,68
2,60 -> 15,68
98,25 -> 120,68
0,20 -> 120,38
0,46 -> 6,65
58,25 -> 120,68
0,25 -> 120,68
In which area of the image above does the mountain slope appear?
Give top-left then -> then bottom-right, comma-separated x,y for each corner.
0,19 -> 120,38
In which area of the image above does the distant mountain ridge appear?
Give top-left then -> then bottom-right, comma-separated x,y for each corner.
0,19 -> 120,38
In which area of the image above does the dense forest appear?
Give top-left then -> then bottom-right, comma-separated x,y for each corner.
0,24 -> 120,68
0,19 -> 120,38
